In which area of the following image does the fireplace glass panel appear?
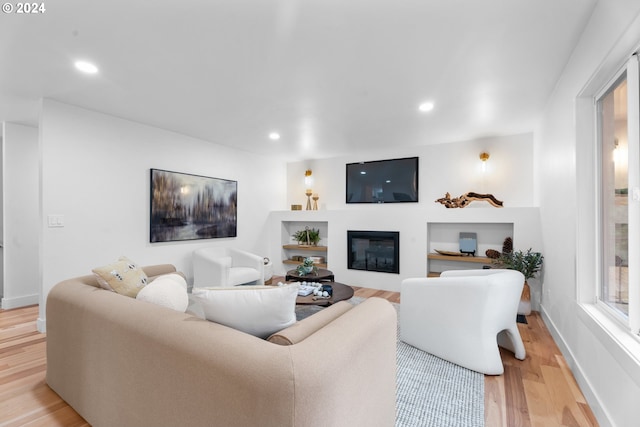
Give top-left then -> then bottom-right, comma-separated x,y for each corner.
347,231 -> 399,274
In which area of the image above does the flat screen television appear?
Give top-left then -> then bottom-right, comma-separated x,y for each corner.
346,157 -> 419,204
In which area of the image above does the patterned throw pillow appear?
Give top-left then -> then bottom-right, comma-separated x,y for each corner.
92,256 -> 148,298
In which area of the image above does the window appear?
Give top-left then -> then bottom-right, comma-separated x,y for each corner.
597,54 -> 640,334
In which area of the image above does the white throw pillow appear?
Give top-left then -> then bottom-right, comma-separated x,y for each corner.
192,284 -> 298,338
136,273 -> 189,312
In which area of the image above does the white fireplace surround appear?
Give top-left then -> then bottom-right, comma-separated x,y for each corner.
268,206 -> 542,308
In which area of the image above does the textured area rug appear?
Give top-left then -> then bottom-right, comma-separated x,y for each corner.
295,304 -> 325,321
296,297 -> 484,427
396,340 -> 484,427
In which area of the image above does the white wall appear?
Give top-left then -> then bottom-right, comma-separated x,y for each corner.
38,100 -> 287,330
287,133 -> 534,209
2,122 -> 39,308
537,1 -> 640,426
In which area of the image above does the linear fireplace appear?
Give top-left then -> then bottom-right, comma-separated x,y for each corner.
347,230 -> 399,274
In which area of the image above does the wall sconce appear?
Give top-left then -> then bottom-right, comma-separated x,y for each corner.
304,170 -> 313,210
479,152 -> 490,172
304,170 -> 313,188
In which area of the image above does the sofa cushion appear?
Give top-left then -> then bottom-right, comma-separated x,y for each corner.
136,273 -> 189,312
92,256 -> 148,298
267,301 -> 353,345
192,284 -> 298,338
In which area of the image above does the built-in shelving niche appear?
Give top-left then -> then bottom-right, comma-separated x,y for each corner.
280,221 -> 329,269
427,222 -> 514,276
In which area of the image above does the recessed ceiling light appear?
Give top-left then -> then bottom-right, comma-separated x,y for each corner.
268,132 -> 280,140
74,60 -> 98,74
418,101 -> 435,112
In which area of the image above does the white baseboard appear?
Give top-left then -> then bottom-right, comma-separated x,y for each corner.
539,304 -> 612,427
37,317 -> 46,333
1,293 -> 39,309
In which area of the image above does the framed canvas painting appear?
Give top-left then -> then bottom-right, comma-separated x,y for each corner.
150,169 -> 237,243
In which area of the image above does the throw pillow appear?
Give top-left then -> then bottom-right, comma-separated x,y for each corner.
92,256 -> 148,298
192,284 -> 298,339
136,273 -> 189,312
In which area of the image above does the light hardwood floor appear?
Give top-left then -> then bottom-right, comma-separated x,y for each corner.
1,288 -> 598,427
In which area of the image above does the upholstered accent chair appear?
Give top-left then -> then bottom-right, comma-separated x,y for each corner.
400,269 -> 526,375
193,247 -> 265,287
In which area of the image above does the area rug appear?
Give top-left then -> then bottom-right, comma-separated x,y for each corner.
295,304 -> 325,321
296,298 -> 484,427
396,339 -> 484,427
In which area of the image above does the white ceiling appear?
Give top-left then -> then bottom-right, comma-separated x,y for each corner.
0,0 -> 597,161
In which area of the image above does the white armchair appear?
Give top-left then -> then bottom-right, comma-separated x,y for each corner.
193,247 -> 265,287
400,269 -> 526,375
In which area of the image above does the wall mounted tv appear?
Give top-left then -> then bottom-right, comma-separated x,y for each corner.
346,157 -> 419,204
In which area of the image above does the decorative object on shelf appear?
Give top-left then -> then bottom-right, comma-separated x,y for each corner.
459,232 -> 477,256
308,256 -> 325,264
312,193 -> 319,210
435,192 -> 504,208
434,249 -> 465,256
493,248 -> 544,315
292,226 -> 321,246
305,189 -> 313,210
479,152 -> 490,172
304,170 -> 314,210
150,169 -> 237,243
485,249 -> 501,259
502,237 -> 513,254
291,204 -> 302,211
295,257 -> 318,276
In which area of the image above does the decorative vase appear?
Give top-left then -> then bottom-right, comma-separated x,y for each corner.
518,280 -> 531,315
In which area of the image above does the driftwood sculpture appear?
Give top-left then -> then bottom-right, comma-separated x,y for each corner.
435,192 -> 504,208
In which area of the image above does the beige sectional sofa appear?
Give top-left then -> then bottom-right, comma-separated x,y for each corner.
46,264 -> 397,427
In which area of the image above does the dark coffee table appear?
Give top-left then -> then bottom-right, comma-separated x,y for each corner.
285,268 -> 335,282
295,282 -> 354,306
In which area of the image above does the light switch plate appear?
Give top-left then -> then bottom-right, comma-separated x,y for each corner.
47,214 -> 64,228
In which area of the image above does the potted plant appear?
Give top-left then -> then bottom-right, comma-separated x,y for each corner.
292,227 -> 321,246
495,248 -> 543,315
296,257 -> 318,276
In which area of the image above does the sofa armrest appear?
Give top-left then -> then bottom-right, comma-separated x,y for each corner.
267,301 -> 353,345
143,264 -> 177,278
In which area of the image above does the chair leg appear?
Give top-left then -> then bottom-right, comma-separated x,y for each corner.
497,326 -> 526,360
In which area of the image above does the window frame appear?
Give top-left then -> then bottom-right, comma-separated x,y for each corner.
594,54 -> 640,335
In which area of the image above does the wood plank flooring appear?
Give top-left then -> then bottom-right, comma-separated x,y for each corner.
0,287 -> 598,427
352,286 -> 599,427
